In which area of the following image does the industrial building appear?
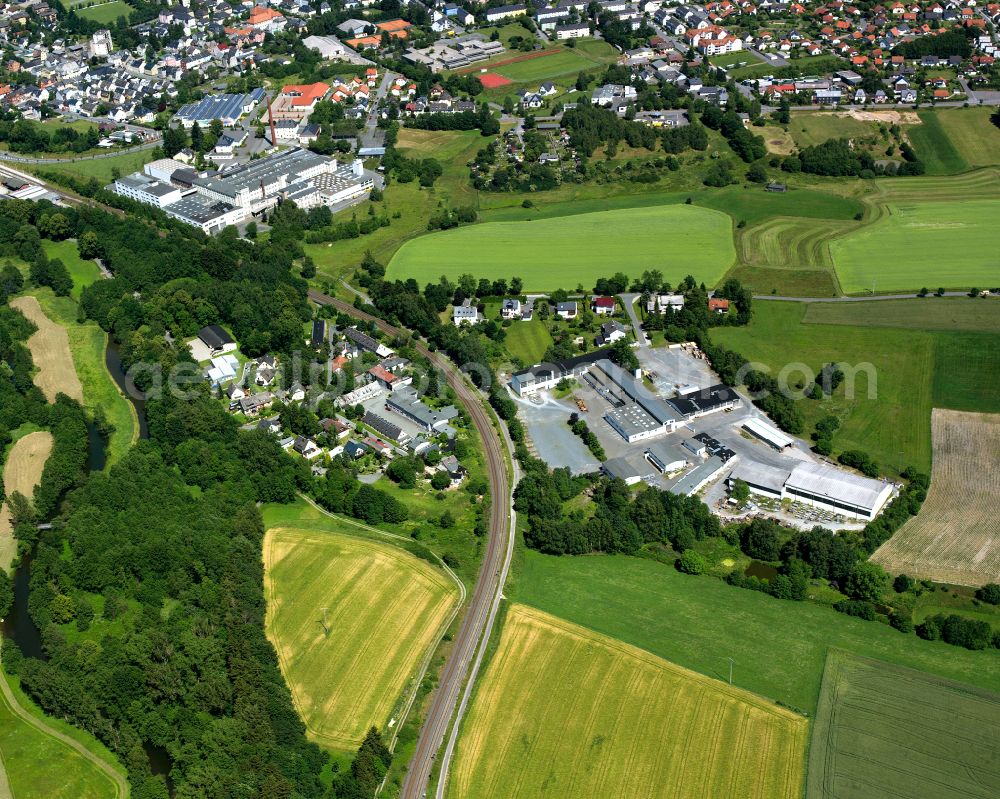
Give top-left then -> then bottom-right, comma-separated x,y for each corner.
175,89 -> 265,128
510,349 -> 611,397
109,149 -> 373,234
670,456 -> 730,496
726,459 -> 894,521
386,387 -> 458,434
741,417 -> 794,450
667,384 -> 742,418
644,442 -> 687,475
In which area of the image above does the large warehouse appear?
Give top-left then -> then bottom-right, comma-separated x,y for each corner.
726,459 -> 894,520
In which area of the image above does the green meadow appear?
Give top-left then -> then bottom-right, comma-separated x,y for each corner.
387,204 -> 735,290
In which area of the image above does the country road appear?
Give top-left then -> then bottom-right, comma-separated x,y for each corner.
306,290 -> 517,799
0,651 -> 129,798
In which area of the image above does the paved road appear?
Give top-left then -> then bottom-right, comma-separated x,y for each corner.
619,292 -> 647,348
754,291 -> 974,303
360,70 -> 396,150
0,650 -> 129,798
306,290 -> 516,799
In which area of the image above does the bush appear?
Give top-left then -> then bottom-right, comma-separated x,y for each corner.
677,550 -> 708,574
975,583 -> 1000,605
834,599 -> 877,621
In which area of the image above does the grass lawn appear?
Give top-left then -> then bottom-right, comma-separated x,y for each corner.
807,650 -> 1000,799
831,199 -> 1000,294
503,319 -> 553,365
907,111 -> 969,175
28,289 -> 138,465
42,239 -> 101,301
710,50 -> 765,70
789,113 -> 878,149
726,265 -> 838,297
0,669 -> 124,799
713,301 -> 935,473
926,107 -> 1000,169
512,551 -> 1000,717
449,604 -> 807,799
75,0 -> 131,23
803,297 -> 1000,332
387,204 -> 735,290
34,149 -> 154,184
262,522 -> 459,751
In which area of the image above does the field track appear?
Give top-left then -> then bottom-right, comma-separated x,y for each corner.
263,526 -> 459,750
871,409 -> 1000,586
449,604 -> 807,799
0,432 -> 53,572
307,290 -> 515,799
9,296 -> 83,403
808,649 -> 1000,799
456,48 -> 562,74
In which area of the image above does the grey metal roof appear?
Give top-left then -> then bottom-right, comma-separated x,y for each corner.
785,462 -> 890,513
727,460 -> 790,495
670,456 -> 727,496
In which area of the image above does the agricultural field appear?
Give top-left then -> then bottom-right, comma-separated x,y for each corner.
11,290 -> 136,464
0,671 -> 123,799
449,604 -> 807,799
807,649 -> 1000,799
503,318 -> 553,365
789,112 -> 895,149
831,198 -> 1000,294
713,301 -> 935,473
907,111 -> 968,176
42,239 -> 101,300
926,108 -> 1000,169
726,265 -> 838,297
804,297 -> 1000,332
263,523 -> 459,750
0,431 -> 53,572
871,409 -> 1000,587
10,295 -> 84,403
513,551 -> 1000,716
387,204 -> 735,290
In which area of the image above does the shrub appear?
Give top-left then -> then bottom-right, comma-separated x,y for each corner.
677,550 -> 708,575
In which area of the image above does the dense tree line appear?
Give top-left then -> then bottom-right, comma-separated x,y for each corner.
892,30 -> 972,59
406,106 -> 499,136
0,117 -> 101,155
701,106 -> 766,163
314,463 -> 410,526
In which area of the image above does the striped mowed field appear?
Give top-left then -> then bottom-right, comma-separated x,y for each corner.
449,604 -> 807,799
263,527 -> 459,750
9,296 -> 83,403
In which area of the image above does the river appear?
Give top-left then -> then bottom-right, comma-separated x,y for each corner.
105,339 -> 148,440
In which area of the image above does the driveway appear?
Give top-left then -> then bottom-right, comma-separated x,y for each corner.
618,293 -> 647,348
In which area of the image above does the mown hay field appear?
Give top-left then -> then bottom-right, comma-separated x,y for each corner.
807,649 -> 1000,799
871,409 -> 1000,586
10,295 -> 83,403
263,526 -> 459,751
0,431 -> 54,572
831,199 -> 1000,294
449,604 -> 807,799
927,108 -> 1000,169
387,205 -> 735,290
804,297 -> 1000,332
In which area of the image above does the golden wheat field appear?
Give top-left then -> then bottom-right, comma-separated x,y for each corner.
9,296 -> 83,403
0,431 -> 54,572
871,409 -> 1000,586
263,526 -> 459,750
448,604 -> 807,799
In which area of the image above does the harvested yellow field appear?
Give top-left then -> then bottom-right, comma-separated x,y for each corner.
0,432 -> 54,572
263,527 -> 459,750
449,604 -> 807,799
872,409 -> 1000,586
9,296 -> 83,403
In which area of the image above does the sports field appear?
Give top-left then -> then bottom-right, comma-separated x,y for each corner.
871,409 -> 1000,586
804,297 -> 1000,332
831,199 -> 1000,294
75,0 -> 131,24
504,319 -> 552,365
0,431 -> 53,572
449,604 -> 807,799
263,525 -> 459,750
807,649 -> 1000,799
387,205 -> 735,289
10,295 -> 84,403
514,551 -> 1000,716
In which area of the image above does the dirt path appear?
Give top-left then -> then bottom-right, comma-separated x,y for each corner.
0,749 -> 11,799
9,296 -> 83,403
0,431 -> 53,573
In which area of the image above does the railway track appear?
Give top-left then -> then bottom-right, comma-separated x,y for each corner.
307,290 -> 516,799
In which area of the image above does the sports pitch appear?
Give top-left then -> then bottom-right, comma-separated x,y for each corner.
263,526 -> 459,750
449,604 -> 807,799
807,649 -> 1000,799
387,205 -> 735,290
831,199 -> 1000,294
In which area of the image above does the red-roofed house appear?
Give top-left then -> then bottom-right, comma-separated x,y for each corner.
591,296 -> 616,315
708,298 -> 730,314
248,5 -> 285,31
271,82 -> 330,119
